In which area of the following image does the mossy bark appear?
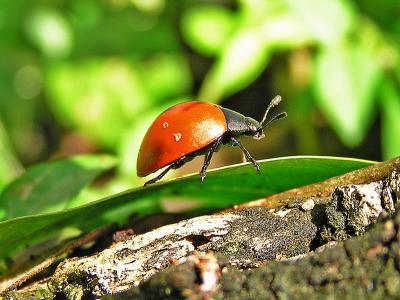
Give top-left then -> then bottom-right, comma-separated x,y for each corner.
112,208 -> 400,299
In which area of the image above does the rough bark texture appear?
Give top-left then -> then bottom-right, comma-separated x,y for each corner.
2,167 -> 399,299
119,209 -> 400,300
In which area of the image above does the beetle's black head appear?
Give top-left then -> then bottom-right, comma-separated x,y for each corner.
244,95 -> 287,140
244,117 -> 264,140
221,95 -> 286,140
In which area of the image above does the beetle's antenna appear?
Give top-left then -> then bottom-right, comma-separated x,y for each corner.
260,95 -> 286,127
260,95 -> 282,125
262,112 -> 287,128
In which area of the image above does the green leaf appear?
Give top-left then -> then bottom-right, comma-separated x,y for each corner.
45,59 -> 151,149
194,0 -> 355,102
138,54 -> 192,103
0,118 -> 23,191
199,28 -> 270,101
381,81 -> 400,159
25,7 -> 73,58
239,0 -> 353,47
0,156 -> 373,259
260,14 -> 313,48
0,154 -> 117,221
181,5 -> 236,57
314,43 -> 381,147
285,0 -> 354,46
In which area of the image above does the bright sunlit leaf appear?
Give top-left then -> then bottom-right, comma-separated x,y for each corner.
199,28 -> 270,101
239,0 -> 353,47
381,81 -> 400,159
260,15 -> 313,48
25,8 -> 73,58
314,43 -> 381,147
131,0 -> 165,13
181,5 -> 235,57
286,0 -> 354,46
46,59 -> 151,149
139,54 -> 192,103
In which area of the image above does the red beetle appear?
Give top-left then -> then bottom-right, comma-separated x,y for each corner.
137,96 -> 287,186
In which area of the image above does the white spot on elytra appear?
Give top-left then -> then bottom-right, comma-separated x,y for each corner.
163,122 -> 168,128
173,133 -> 182,142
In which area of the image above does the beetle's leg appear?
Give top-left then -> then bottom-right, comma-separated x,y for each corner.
230,136 -> 260,173
200,136 -> 223,182
144,156 -> 186,186
144,165 -> 174,186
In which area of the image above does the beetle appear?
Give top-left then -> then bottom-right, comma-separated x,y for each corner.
137,95 -> 287,186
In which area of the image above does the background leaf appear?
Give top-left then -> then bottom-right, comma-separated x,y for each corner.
138,54 -> 192,103
0,119 -> 23,192
314,43 -> 381,146
0,156 -> 373,259
199,28 -> 270,101
45,59 -> 151,149
0,154 -> 117,221
25,7 -> 73,58
285,0 -> 354,46
381,81 -> 400,159
181,5 -> 236,57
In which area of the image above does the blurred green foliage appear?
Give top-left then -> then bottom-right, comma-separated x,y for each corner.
0,0 -> 399,192
0,154 -> 116,221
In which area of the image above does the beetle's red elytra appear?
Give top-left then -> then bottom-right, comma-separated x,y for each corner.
137,96 -> 287,186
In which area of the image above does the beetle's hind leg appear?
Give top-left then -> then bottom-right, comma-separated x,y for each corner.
200,136 -> 223,182
144,156 -> 187,186
230,136 -> 260,173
